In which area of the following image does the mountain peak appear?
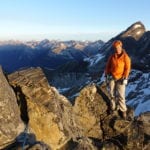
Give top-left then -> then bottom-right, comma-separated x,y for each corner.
120,21 -> 146,40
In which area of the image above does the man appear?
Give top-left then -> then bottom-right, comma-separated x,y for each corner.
105,40 -> 131,119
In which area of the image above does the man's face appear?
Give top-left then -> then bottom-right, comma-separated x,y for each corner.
115,45 -> 122,54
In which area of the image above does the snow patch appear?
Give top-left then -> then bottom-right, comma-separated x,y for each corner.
84,54 -> 104,67
135,100 -> 150,116
126,70 -> 150,116
58,87 -> 70,93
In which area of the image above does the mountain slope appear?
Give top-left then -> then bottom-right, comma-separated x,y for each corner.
87,21 -> 150,73
84,21 -> 150,116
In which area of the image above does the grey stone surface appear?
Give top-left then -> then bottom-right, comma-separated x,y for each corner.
0,66 -> 24,149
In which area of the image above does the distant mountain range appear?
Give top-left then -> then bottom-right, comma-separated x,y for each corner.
0,21 -> 149,116
0,39 -> 104,73
47,21 -> 150,115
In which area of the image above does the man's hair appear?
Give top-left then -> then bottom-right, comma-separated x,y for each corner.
112,40 -> 123,48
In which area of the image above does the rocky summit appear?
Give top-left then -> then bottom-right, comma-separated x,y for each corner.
8,67 -> 74,150
0,66 -> 149,150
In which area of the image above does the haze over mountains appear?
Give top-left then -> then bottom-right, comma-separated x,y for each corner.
0,21 -> 149,115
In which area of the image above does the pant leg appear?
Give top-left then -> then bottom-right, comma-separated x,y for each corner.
109,79 -> 116,110
109,79 -> 115,98
116,81 -> 127,112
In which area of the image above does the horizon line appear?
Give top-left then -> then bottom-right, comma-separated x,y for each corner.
0,32 -> 118,42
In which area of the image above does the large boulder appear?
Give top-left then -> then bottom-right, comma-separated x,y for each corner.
0,66 -> 24,149
138,112 -> 150,150
8,67 -> 74,150
73,84 -> 108,139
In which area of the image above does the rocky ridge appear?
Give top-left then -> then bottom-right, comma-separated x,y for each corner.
0,67 -> 149,150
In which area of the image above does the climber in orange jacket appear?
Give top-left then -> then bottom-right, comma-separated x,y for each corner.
105,40 -> 131,119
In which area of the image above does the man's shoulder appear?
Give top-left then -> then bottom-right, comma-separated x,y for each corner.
109,53 -> 115,58
123,51 -> 131,62
123,50 -> 130,58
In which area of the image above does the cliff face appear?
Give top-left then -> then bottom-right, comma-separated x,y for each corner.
0,66 -> 24,149
0,67 -> 147,150
8,67 -> 74,150
119,21 -> 145,41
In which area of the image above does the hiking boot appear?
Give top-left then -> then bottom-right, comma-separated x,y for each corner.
121,111 -> 127,120
118,110 -> 127,120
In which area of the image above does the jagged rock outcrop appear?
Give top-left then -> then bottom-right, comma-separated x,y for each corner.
8,67 -> 74,150
139,112 -> 150,135
0,66 -> 24,149
5,67 -> 150,149
71,138 -> 98,150
73,84 -> 108,139
120,21 -> 145,41
137,112 -> 150,149
73,83 -> 147,150
27,142 -> 51,150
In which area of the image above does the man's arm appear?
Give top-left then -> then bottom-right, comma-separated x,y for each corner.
105,56 -> 112,76
123,54 -> 131,79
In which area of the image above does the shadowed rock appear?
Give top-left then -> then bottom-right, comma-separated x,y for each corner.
138,112 -> 150,135
27,142 -> 51,150
0,66 -> 24,149
137,112 -> 150,150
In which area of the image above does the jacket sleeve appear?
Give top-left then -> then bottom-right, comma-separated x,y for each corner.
105,56 -> 112,75
123,54 -> 131,79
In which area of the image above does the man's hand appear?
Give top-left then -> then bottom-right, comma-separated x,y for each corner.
105,74 -> 112,85
122,78 -> 128,85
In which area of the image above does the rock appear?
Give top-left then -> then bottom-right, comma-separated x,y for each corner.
113,119 -> 132,133
98,110 -> 144,150
3,131 -> 51,150
101,114 -> 120,139
124,121 -> 144,150
137,112 -> 150,150
73,84 -> 108,139
101,141 -> 120,150
28,142 -> 51,150
138,112 -> 150,135
72,138 -> 98,150
8,67 -> 74,150
93,83 -> 145,150
6,67 -> 149,150
60,138 -> 98,150
120,21 -> 145,41
0,66 -> 24,149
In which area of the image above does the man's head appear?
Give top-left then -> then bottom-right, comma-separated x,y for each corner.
112,40 -> 123,54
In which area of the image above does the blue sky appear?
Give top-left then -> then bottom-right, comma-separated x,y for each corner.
0,0 -> 149,41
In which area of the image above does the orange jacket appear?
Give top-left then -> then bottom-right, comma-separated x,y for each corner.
105,50 -> 131,80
